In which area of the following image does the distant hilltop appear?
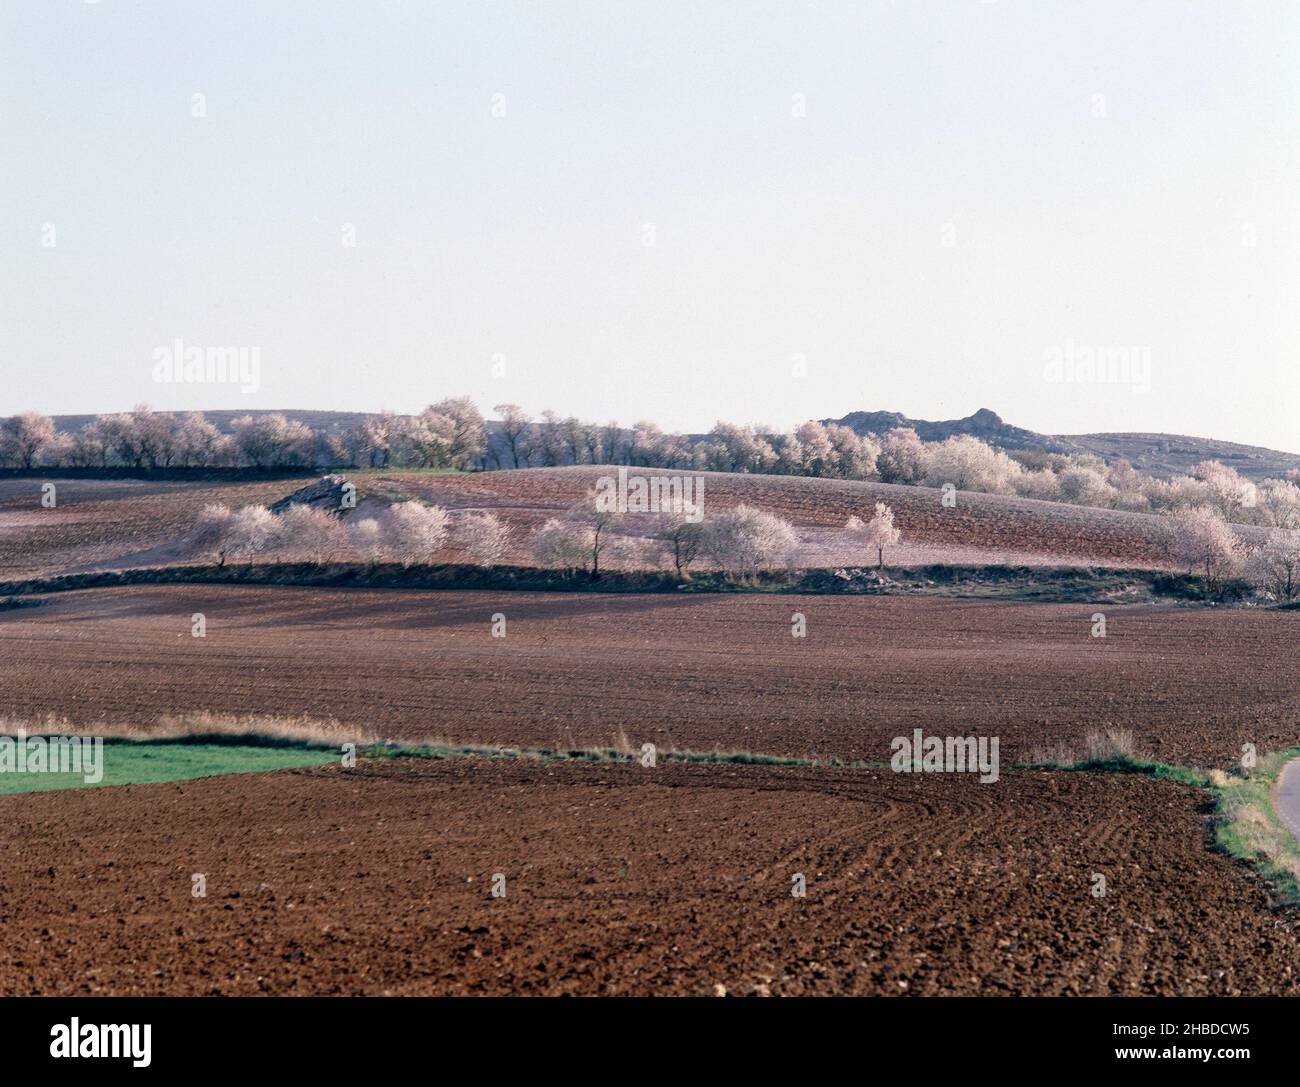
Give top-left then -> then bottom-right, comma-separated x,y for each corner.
822,407 -> 1300,482
825,408 -> 1066,453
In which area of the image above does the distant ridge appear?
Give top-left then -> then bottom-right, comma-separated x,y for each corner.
823,408 -> 1300,482
1059,431 -> 1300,483
50,409 -> 369,437
825,407 -> 1072,454
45,406 -> 1300,482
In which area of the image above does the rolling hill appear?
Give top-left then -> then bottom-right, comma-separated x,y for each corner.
823,408 -> 1300,481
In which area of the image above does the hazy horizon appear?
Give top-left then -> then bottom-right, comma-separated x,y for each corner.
4,2 -> 1297,451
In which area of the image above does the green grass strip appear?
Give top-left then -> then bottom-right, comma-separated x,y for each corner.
0,741 -> 335,795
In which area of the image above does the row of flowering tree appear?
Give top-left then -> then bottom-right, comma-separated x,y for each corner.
190,489 -> 908,582
192,501 -> 510,569
1162,505 -> 1300,602
527,494 -> 903,580
9,402 -> 1299,529
1,400 -> 487,471
186,483 -> 1298,602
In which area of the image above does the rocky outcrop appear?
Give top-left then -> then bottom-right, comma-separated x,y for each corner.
269,475 -> 354,516
825,408 -> 1075,454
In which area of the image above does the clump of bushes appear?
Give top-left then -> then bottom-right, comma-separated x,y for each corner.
187,495 -> 510,570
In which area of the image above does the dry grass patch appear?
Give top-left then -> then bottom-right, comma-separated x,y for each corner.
0,711 -> 378,749
1027,740 -> 1078,768
1083,727 -> 1138,763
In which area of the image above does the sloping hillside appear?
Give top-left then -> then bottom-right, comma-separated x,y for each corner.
0,475 -> 318,577
378,466 -> 1218,570
825,408 -> 1300,481
3,464 -> 1276,579
1063,432 -> 1300,482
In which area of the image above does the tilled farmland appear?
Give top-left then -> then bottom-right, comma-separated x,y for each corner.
0,466 -> 1221,579
3,584 -> 1298,768
3,481 -> 1299,1000
2,757 -> 1297,996
0,476 -> 317,578
395,466 -> 1191,568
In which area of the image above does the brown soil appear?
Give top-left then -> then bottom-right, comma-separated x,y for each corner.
0,467 -> 1218,579
3,586 -> 1298,768
0,476 -> 316,578
2,757 -> 1296,996
397,466 -> 1191,568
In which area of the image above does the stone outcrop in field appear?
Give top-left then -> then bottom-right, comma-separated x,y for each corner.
269,475 -> 353,516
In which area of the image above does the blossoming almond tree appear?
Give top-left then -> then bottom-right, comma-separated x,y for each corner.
703,504 -> 798,580
379,501 -> 449,566
847,501 -> 901,568
275,504 -> 346,564
456,511 -> 511,568
225,505 -> 278,566
348,517 -> 384,567
1164,506 -> 1245,600
190,503 -> 235,566
529,517 -> 594,574
1247,530 -> 1300,602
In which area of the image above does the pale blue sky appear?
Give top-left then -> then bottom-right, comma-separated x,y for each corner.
3,1 -> 1298,450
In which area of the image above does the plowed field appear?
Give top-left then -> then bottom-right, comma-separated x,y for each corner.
397,466 -> 1186,568
0,476 -> 315,578
3,585 -> 1298,768
0,466 -> 1223,578
2,758 -> 1296,996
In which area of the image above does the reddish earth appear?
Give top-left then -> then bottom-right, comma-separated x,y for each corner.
0,466 -> 1220,578
397,466 -> 1189,569
1,757 -> 1297,996
3,585 -> 1299,768
3,472 -> 1294,998
0,476 -> 316,578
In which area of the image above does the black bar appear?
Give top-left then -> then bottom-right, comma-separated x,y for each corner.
2,995 -> 1287,1074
